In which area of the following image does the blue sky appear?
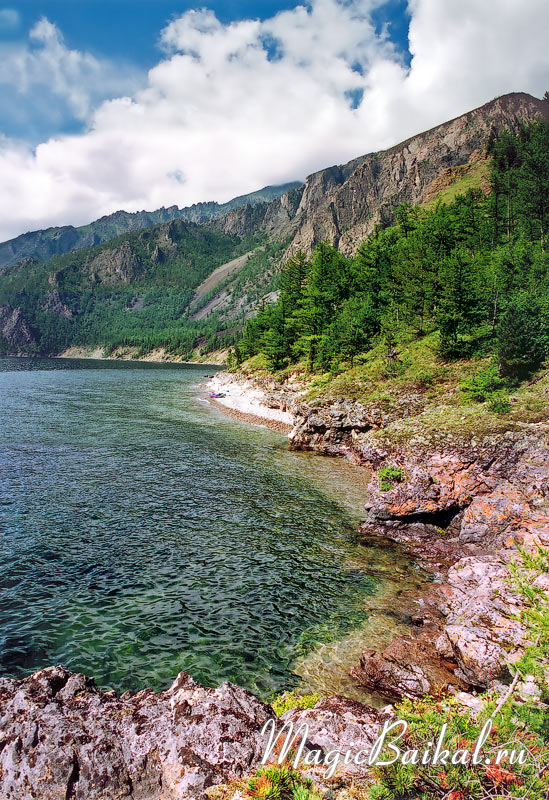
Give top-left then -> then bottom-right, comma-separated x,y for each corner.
4,1 -> 411,71
0,0 -> 547,240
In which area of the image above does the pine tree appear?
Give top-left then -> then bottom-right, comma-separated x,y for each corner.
497,292 -> 547,379
437,249 -> 479,358
518,121 -> 549,249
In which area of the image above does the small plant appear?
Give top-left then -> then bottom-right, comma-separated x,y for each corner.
414,369 -> 435,387
460,362 -> 506,402
309,374 -> 331,389
488,391 -> 512,415
271,690 -> 322,717
378,465 -> 404,491
247,765 -> 320,800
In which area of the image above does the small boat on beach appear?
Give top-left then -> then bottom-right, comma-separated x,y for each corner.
208,392 -> 226,398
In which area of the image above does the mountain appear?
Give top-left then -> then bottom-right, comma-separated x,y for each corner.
1,91 -> 547,358
214,92 -> 549,254
0,218 -> 267,355
0,182 -> 302,269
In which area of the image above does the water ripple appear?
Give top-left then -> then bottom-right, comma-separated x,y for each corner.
0,357 -> 398,699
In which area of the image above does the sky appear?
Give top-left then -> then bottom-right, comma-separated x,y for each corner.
0,0 -> 547,241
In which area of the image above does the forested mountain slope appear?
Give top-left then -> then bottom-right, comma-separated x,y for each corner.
0,219 -> 265,356
237,119 -> 549,410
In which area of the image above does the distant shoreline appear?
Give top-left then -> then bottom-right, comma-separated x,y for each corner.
0,348 -> 222,368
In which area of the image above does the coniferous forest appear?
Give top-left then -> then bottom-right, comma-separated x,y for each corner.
237,121 -> 549,384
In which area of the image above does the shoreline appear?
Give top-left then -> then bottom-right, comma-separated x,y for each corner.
205,372 -> 296,433
2,350 -> 223,368
55,344 -> 228,365
203,369 -> 549,703
207,396 -> 293,433
2,365 -> 547,798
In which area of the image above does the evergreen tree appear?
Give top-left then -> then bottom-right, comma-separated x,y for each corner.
437,249 -> 479,358
518,121 -> 549,249
497,293 -> 547,379
489,129 -> 522,243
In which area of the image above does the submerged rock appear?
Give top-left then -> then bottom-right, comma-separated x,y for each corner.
0,667 -> 274,800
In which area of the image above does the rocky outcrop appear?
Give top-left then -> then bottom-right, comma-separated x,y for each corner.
88,239 -> 144,285
289,401 -> 379,457
281,696 -> 394,779
42,289 -> 73,318
230,370 -> 549,701
342,430 -> 548,697
0,667 -> 274,800
0,305 -> 37,353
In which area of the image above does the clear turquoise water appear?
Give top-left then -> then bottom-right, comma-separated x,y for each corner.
0,357 -> 390,698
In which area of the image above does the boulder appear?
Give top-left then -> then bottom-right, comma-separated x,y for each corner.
0,667 -> 274,800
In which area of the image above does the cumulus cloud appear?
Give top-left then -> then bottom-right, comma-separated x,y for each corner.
0,0 -> 548,241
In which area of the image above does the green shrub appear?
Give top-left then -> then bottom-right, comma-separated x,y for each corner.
414,369 -> 435,387
378,465 -> 404,491
271,690 -> 322,717
247,765 -> 321,800
488,391 -> 512,415
461,362 -> 506,402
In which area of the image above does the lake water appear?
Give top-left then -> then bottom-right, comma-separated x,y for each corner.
0,357 -> 423,700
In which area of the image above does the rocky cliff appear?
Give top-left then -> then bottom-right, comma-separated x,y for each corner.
0,305 -> 37,353
214,92 -> 549,255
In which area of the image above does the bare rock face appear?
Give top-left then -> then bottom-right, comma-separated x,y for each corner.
442,555 -> 529,686
288,401 -> 378,458
281,696 -> 394,779
351,430 -> 549,697
0,305 -> 37,352
212,93 -> 548,258
42,289 -> 73,318
0,667 -> 275,800
88,240 -> 144,285
350,632 -> 464,701
287,93 -> 548,256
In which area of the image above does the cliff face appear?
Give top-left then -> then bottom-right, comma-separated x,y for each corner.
0,306 -> 37,353
214,92 -> 548,256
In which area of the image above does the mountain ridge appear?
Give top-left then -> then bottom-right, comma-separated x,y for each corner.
1,91 -> 548,358
0,182 -> 302,270
213,92 -> 549,255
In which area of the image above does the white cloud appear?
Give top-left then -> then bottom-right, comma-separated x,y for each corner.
0,17 -> 140,137
0,8 -> 19,31
0,0 -> 548,241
